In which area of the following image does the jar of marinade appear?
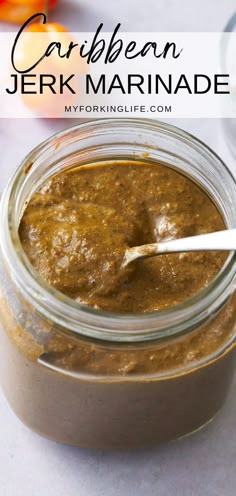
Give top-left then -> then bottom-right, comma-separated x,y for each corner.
0,119 -> 236,449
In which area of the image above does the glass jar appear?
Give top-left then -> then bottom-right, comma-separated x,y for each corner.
0,119 -> 236,450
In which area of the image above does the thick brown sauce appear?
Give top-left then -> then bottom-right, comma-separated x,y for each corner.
19,161 -> 226,314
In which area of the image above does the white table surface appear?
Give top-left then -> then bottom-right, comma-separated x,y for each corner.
1,1 -> 236,495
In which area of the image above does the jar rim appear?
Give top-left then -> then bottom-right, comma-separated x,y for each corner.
1,118 -> 236,344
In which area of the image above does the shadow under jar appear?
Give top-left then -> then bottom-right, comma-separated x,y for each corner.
0,119 -> 236,450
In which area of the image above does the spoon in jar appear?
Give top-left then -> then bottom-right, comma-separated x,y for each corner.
124,229 -> 236,265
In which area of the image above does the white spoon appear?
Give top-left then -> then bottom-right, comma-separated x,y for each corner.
125,229 -> 236,265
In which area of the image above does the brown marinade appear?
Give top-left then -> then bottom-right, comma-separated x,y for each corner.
19,160 -> 226,314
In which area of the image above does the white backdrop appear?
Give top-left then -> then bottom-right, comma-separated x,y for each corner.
0,2 -> 236,496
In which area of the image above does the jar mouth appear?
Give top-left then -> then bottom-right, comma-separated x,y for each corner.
1,118 -> 236,343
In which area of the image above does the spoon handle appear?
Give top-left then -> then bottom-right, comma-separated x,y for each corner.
156,228 -> 236,254
126,229 -> 236,264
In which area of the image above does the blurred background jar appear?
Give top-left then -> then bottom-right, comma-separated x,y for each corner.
221,12 -> 236,159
